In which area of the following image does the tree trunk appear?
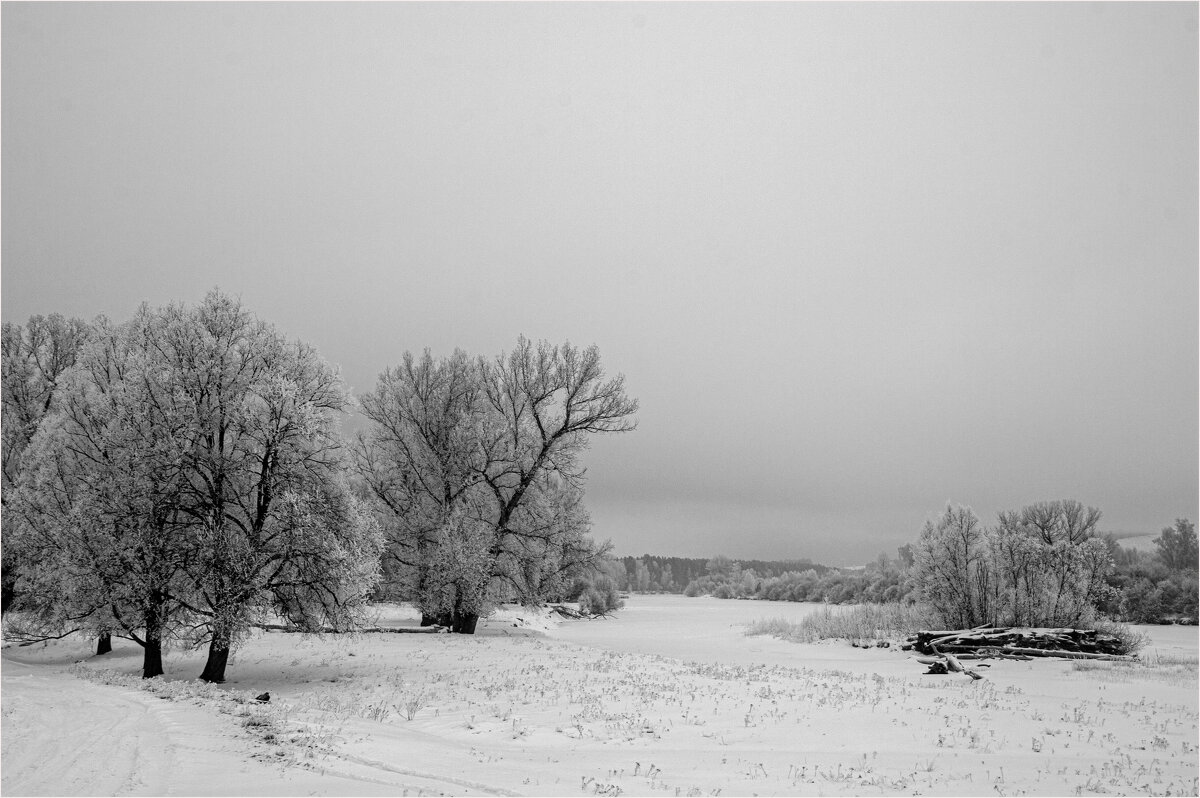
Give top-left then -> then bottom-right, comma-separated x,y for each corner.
0,574 -> 15,615
96,631 -> 112,655
142,636 -> 164,679
451,611 -> 479,634
142,598 -> 165,678
451,612 -> 475,633
199,630 -> 231,683
447,585 -> 478,634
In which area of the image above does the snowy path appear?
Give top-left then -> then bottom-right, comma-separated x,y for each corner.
0,654 -> 512,797
1,659 -> 173,796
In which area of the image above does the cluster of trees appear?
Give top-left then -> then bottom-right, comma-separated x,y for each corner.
913,501 -> 1199,628
352,338 -> 636,631
2,292 -> 636,680
3,296 -> 383,681
1102,520 -> 1197,623
913,501 -> 1114,628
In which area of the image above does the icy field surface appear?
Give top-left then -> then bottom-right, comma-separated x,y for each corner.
3,595 -> 1197,796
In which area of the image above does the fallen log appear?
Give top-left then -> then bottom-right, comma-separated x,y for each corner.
927,648 -> 985,679
943,653 -> 984,680
920,652 -> 984,679
964,650 -> 1033,661
920,651 -> 1033,662
986,646 -> 1137,661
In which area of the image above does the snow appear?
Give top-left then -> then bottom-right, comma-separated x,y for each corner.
3,595 -> 1197,796
0,657 -> 398,796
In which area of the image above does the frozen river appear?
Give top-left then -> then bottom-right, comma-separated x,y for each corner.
553,593 -> 1198,667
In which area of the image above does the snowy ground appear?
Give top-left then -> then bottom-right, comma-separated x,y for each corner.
2,595 -> 1197,796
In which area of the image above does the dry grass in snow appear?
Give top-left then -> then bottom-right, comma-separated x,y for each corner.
3,596 -> 1197,797
744,603 -> 937,644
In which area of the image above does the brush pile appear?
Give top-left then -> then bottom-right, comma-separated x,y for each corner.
903,626 -> 1135,660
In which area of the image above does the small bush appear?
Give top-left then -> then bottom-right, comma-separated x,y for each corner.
743,617 -> 796,638
400,688 -> 427,721
567,573 -> 624,615
1091,617 -> 1151,655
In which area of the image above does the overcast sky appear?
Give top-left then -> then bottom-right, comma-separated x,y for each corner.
3,2 -> 1196,565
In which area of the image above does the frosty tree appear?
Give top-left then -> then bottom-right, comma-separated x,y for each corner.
989,500 -> 1111,627
453,336 -> 638,631
163,291 -> 383,683
353,349 -> 486,626
1155,518 -> 1198,573
913,505 -> 993,629
8,311 -> 197,677
1,314 -> 91,615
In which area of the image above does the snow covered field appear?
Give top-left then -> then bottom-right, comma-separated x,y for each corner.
3,595 -> 1197,796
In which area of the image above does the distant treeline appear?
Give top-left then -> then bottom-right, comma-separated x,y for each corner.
617,518 -> 1198,625
614,555 -> 831,595
683,552 -> 910,605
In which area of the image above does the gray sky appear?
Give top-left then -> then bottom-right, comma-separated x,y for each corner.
3,2 -> 1197,565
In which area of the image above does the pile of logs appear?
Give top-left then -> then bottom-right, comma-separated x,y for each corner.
905,626 -> 1137,680
904,626 -> 1135,661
